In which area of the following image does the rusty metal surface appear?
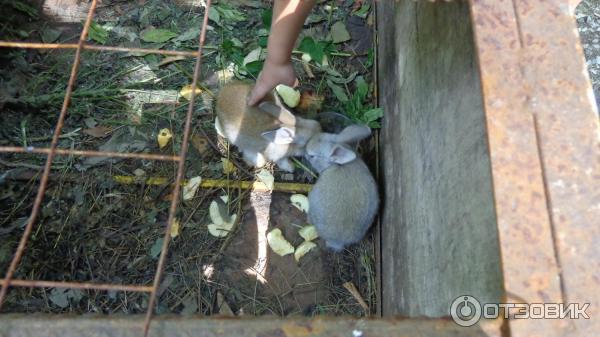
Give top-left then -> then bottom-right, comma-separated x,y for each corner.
0,279 -> 153,292
0,316 -> 502,337
0,146 -> 181,161
0,41 -> 201,57
469,0 -> 599,336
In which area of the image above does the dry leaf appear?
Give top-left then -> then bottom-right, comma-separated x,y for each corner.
183,176 -> 202,201
190,134 -> 210,155
83,126 -> 111,138
267,228 -> 295,256
170,218 -> 181,238
221,157 -> 236,174
179,84 -> 203,101
275,84 -> 301,108
217,291 -> 235,316
298,225 -> 319,241
157,128 -> 173,149
159,55 -> 186,67
294,241 -> 317,262
290,194 -> 309,213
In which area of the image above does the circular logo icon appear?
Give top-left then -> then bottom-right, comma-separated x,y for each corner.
450,295 -> 482,327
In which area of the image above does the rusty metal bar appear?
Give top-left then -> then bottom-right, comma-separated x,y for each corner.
0,41 -> 203,57
0,316 -> 502,337
0,279 -> 153,293
0,146 -> 180,161
469,0 -> 600,336
141,1 -> 213,336
0,0 -> 100,309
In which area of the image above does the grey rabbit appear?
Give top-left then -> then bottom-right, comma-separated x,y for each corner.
215,81 -> 321,172
304,125 -> 379,251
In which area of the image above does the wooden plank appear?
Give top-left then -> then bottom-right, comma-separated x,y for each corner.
376,0 -> 502,317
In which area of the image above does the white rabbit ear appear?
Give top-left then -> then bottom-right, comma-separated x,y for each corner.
258,102 -> 296,125
329,145 -> 356,165
335,125 -> 371,144
262,126 -> 296,145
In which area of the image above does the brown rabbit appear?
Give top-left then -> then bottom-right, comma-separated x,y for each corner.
215,81 -> 321,172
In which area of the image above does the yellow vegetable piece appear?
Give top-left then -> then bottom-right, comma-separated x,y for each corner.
298,225 -> 319,242
267,228 -> 295,256
294,241 -> 317,262
256,169 -> 274,191
275,84 -> 301,108
179,84 -> 203,101
170,218 -> 181,238
221,157 -> 236,174
208,224 -> 230,237
182,176 -> 202,201
157,128 -> 173,149
207,198 -> 237,238
290,194 -> 309,213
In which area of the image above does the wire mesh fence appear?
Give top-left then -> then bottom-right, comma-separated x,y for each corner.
0,0 -> 213,335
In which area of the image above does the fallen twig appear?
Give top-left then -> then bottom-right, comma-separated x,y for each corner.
343,281 -> 370,315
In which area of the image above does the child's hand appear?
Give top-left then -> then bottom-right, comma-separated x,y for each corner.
247,59 -> 298,106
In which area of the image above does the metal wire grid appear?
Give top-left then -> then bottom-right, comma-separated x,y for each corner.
0,0 -> 213,335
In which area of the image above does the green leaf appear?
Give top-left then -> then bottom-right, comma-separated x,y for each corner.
262,8 -> 273,28
355,76 -> 369,100
11,1 -> 38,18
298,37 -> 324,64
244,60 -> 264,78
368,120 -> 381,128
330,21 -> 351,43
327,79 -> 349,103
259,36 -> 268,48
354,3 -> 371,18
175,27 -> 200,42
243,47 -> 263,66
150,237 -> 164,258
141,28 -> 177,43
328,71 -> 358,84
41,28 -> 62,43
365,48 -> 374,68
208,6 -> 221,26
363,108 -> 384,123
216,5 -> 246,22
88,22 -> 108,44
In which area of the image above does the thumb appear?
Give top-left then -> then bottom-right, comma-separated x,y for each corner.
247,85 -> 266,106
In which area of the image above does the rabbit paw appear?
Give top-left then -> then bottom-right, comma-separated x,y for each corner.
276,158 -> 295,173
243,151 -> 267,168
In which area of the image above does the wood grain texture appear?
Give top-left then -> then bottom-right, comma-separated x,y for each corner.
377,0 -> 502,317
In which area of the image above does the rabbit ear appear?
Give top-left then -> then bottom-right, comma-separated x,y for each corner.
335,125 -> 371,144
258,102 -> 296,125
261,126 -> 296,145
329,144 -> 356,165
